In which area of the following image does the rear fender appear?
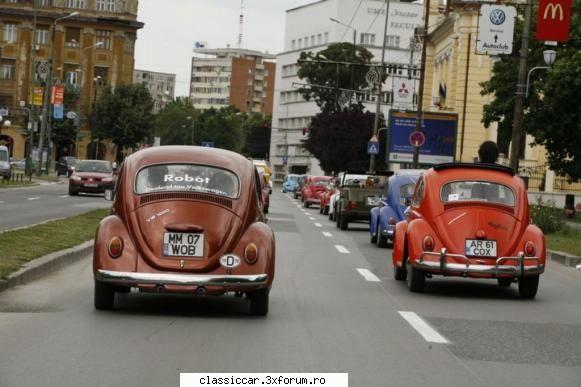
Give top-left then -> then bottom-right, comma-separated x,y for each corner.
93,215 -> 138,274
370,207 -> 380,234
515,224 -> 546,269
379,206 -> 397,230
406,219 -> 442,267
392,221 -> 408,267
234,222 -> 276,285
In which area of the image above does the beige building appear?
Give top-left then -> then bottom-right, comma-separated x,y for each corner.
0,0 -> 143,164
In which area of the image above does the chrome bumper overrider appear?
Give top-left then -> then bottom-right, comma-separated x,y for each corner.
96,269 -> 268,287
414,249 -> 544,276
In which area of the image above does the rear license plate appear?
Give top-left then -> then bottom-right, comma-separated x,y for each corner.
366,196 -> 380,205
465,239 -> 497,258
163,232 -> 204,257
84,183 -> 98,187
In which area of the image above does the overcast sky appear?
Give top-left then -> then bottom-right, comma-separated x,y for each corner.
134,0 -> 314,97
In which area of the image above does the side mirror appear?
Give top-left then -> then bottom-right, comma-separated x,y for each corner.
104,189 -> 114,201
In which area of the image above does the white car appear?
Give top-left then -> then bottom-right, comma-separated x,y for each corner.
328,191 -> 340,221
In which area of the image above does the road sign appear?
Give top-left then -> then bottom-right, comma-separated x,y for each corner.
201,141 -> 214,147
66,111 -> 77,120
536,0 -> 572,42
476,4 -> 517,55
367,142 -> 379,155
51,85 -> 64,105
53,104 -> 64,120
409,131 -> 425,147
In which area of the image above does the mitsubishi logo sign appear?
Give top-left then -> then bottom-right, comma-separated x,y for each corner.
536,0 -> 572,42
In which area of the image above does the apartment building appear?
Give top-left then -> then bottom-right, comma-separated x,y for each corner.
134,69 -> 176,114
270,0 -> 423,181
189,47 -> 276,115
0,0 -> 143,162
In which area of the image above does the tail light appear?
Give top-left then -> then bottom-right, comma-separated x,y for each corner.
388,217 -> 397,225
108,237 -> 124,258
524,241 -> 536,256
348,201 -> 358,209
422,235 -> 434,252
244,242 -> 259,264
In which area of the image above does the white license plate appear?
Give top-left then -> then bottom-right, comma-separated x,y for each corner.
465,239 -> 497,258
84,183 -> 99,187
163,232 -> 204,257
366,196 -> 380,206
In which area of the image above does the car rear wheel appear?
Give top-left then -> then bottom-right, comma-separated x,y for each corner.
340,214 -> 349,230
94,280 -> 115,310
406,259 -> 425,292
303,200 -> 309,208
370,220 -> 377,243
376,223 -> 388,248
323,206 -> 329,215
497,277 -> 513,287
393,263 -> 407,281
518,275 -> 539,299
249,288 -> 269,316
68,187 -> 78,196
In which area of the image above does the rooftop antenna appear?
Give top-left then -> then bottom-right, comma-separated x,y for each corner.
237,0 -> 244,48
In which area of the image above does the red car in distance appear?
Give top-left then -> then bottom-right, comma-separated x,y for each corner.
301,176 -> 332,208
319,177 -> 338,215
68,159 -> 114,196
392,163 -> 545,299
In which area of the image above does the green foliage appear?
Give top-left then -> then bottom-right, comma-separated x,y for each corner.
481,0 -> 581,179
530,197 -> 565,234
241,113 -> 271,158
154,97 -> 197,145
303,110 -> 387,174
90,83 -> 154,161
297,43 -> 376,113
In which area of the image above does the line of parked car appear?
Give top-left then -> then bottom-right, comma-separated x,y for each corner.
283,162 -> 546,299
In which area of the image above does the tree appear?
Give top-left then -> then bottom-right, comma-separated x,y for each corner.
241,113 -> 271,158
90,83 -> 154,161
303,110 -> 387,174
154,97 -> 197,145
297,43 -> 376,113
481,0 -> 581,179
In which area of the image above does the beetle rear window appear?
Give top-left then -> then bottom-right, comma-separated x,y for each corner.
441,181 -> 515,206
135,164 -> 240,198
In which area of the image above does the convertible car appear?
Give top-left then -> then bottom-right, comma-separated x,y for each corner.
93,146 -> 275,315
392,163 -> 545,299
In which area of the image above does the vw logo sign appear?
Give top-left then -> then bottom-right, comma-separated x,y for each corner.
489,9 -> 506,25
220,254 -> 241,269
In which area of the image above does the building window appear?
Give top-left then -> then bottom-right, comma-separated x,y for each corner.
66,0 -> 86,8
96,30 -> 112,50
35,26 -> 49,45
317,34 -> 322,45
324,32 -> 329,43
0,59 -> 16,80
96,0 -> 115,11
65,66 -> 79,86
94,66 -> 109,85
65,27 -> 80,47
2,23 -> 17,43
360,33 -> 375,45
385,35 -> 400,48
310,35 -> 315,46
35,0 -> 52,6
291,40 -> 295,50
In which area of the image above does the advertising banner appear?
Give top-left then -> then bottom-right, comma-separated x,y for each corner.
476,4 -> 517,55
51,85 -> 65,105
53,104 -> 64,120
387,111 -> 457,165
536,0 -> 572,42
30,87 -> 44,106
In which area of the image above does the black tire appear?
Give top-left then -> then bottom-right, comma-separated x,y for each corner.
370,222 -> 377,244
340,215 -> 349,230
319,206 -> 323,214
376,223 -> 388,248
293,192 -> 297,199
264,206 -> 269,214
393,264 -> 407,281
497,277 -> 513,287
329,210 -> 334,221
249,288 -> 269,316
68,187 -> 78,196
323,206 -> 329,215
94,280 -> 115,310
304,200 -> 309,208
518,275 -> 539,299
406,259 -> 425,292
336,209 -> 341,228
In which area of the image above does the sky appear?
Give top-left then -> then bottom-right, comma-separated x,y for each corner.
134,0 -> 314,97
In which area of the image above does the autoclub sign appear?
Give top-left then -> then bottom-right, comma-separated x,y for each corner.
536,0 -> 572,42
476,4 -> 517,55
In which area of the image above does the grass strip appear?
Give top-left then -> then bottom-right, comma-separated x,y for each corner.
0,209 -> 108,279
546,227 -> 581,257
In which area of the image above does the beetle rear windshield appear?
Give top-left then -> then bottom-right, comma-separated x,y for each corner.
135,164 -> 239,198
440,181 -> 515,206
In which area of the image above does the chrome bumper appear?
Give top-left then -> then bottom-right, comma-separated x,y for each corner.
414,249 -> 544,276
96,269 -> 268,287
381,225 -> 395,237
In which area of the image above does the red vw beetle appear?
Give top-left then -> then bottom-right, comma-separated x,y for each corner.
392,163 -> 545,299
93,146 -> 275,315
301,175 -> 332,208
319,177 -> 337,215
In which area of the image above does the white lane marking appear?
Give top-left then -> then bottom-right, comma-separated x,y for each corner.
398,311 -> 449,344
59,195 -> 69,198
357,268 -> 381,282
335,245 -> 350,254
448,211 -> 467,225
576,264 -> 581,271
27,197 -> 41,201
314,222 -> 322,227
309,217 -> 316,220
322,231 -> 333,237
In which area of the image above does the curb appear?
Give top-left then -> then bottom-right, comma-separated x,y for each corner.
0,240 -> 94,293
548,249 -> 581,269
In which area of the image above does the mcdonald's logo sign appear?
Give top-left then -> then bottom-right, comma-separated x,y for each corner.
536,0 -> 572,42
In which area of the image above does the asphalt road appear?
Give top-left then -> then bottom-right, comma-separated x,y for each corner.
0,180 -> 111,232
0,192 -> 580,386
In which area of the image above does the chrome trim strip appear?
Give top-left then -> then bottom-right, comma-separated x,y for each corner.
415,249 -> 544,276
96,269 -> 268,286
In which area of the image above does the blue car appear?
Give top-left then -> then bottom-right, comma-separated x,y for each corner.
282,174 -> 300,193
369,170 -> 422,247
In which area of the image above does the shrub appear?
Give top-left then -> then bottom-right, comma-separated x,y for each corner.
530,197 -> 565,234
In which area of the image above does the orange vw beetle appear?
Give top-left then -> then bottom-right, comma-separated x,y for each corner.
392,163 -> 545,299
93,146 -> 275,315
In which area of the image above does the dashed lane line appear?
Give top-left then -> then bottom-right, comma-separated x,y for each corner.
356,268 -> 381,282
314,223 -> 322,227
398,311 -> 449,344
335,245 -> 350,254
322,232 -> 333,237
27,197 -> 41,201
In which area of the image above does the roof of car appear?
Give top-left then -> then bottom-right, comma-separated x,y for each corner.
433,162 -> 515,175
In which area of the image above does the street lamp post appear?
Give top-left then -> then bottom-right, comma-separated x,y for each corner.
36,11 -> 79,175
525,50 -> 556,98
91,75 -> 102,159
329,17 -> 356,46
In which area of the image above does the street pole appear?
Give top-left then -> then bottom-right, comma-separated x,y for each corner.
370,0 -> 390,174
412,0 -> 431,169
509,0 -> 533,172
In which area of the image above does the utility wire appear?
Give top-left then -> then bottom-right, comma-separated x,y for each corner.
340,0 -> 365,42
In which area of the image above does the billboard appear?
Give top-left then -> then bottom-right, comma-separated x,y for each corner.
387,111 -> 457,165
536,0 -> 572,42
